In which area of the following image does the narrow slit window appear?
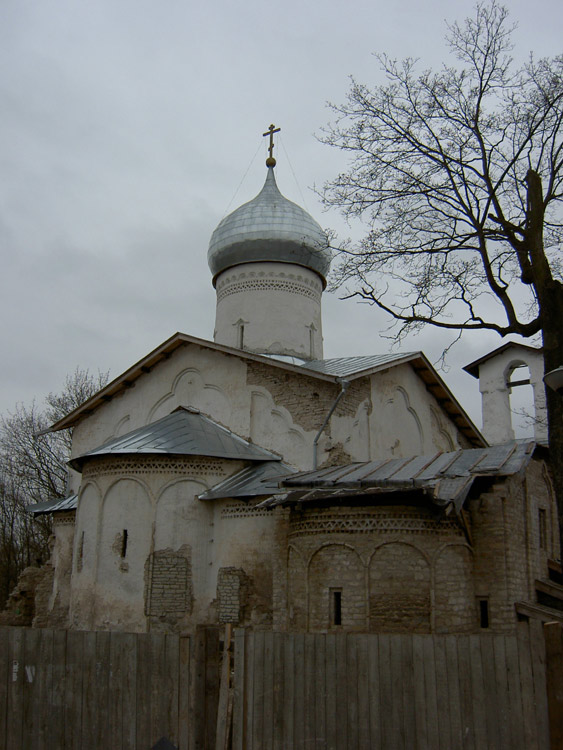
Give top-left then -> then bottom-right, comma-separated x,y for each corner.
478,597 -> 489,629
539,509 -> 547,550
238,324 -> 244,349
330,588 -> 342,627
78,531 -> 85,571
121,529 -> 128,558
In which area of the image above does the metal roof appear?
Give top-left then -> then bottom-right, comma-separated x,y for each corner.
259,441 -> 537,514
208,167 -> 331,284
199,461 -> 296,500
70,406 -> 281,471
26,494 -> 78,516
301,353 -> 418,378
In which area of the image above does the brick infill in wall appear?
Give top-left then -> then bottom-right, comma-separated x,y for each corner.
145,548 -> 192,616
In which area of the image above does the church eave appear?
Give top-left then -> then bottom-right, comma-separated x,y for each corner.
47,332 -> 340,433
47,334 -> 485,449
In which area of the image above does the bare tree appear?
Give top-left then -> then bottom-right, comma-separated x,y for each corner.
0,368 -> 108,607
321,1 -> 563,553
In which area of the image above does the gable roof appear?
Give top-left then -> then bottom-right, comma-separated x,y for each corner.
47,332 -> 484,447
464,341 -> 542,379
26,494 -> 78,516
260,441 -> 537,514
69,406 -> 281,471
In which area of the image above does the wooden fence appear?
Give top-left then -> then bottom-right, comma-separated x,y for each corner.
232,621 -> 551,750
0,627 -> 191,750
0,621 -> 558,749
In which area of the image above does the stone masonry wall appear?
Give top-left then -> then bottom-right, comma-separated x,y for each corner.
284,504 -> 476,634
369,542 -> 431,633
246,362 -> 370,432
216,567 -> 250,624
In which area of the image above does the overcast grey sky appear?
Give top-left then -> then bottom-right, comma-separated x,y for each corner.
1,0 -> 561,429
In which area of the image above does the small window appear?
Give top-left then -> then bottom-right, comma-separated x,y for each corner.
121,529 -> 128,558
77,531 -> 85,572
538,509 -> 547,550
330,588 -> 342,627
477,597 -> 489,629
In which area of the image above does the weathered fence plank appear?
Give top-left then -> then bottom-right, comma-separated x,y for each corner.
455,635 -> 475,750
529,618 -> 550,749
504,632 -> 525,750
0,625 -> 9,747
544,621 -> 563,750
468,634 -> 487,750
411,635 -> 428,750
252,630 -> 265,750
422,636 -> 440,750
178,635 -> 191,750
378,634 -> 392,750
517,619 -> 540,749
492,635 -> 510,750
272,631 -> 285,750
282,631 -> 295,749
480,635 -> 501,749
367,633 -> 380,749
346,635 -> 359,750
293,632 -> 305,749
262,631 -> 274,750
96,631 -> 112,749
399,635 -> 415,750
334,631 -> 347,749
51,629 -> 67,750
64,629 -> 83,750
433,634 -> 451,750
444,635 -> 462,749
232,629 -> 246,750
304,633 -> 316,749
324,632 -> 337,750
22,627 -> 41,750
81,631 -> 98,749
356,635 -> 370,749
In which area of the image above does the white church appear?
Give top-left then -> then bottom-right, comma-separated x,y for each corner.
28,132 -> 561,635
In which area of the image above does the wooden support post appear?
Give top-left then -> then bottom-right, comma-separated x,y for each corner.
215,624 -> 233,750
544,621 -> 563,750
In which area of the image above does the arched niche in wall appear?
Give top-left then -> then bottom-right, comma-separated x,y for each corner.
287,545 -> 307,630
434,544 -> 475,633
381,387 -> 424,456
369,542 -> 430,633
148,368 -> 232,424
74,482 -> 102,578
307,544 -> 366,632
96,478 -> 153,611
154,479 -> 211,608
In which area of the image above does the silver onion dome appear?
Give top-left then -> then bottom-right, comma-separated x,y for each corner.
208,167 -> 331,287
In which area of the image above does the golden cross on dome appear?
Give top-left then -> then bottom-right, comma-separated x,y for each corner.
263,123 -> 281,167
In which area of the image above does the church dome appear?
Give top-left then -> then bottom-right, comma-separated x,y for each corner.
208,167 -> 331,287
